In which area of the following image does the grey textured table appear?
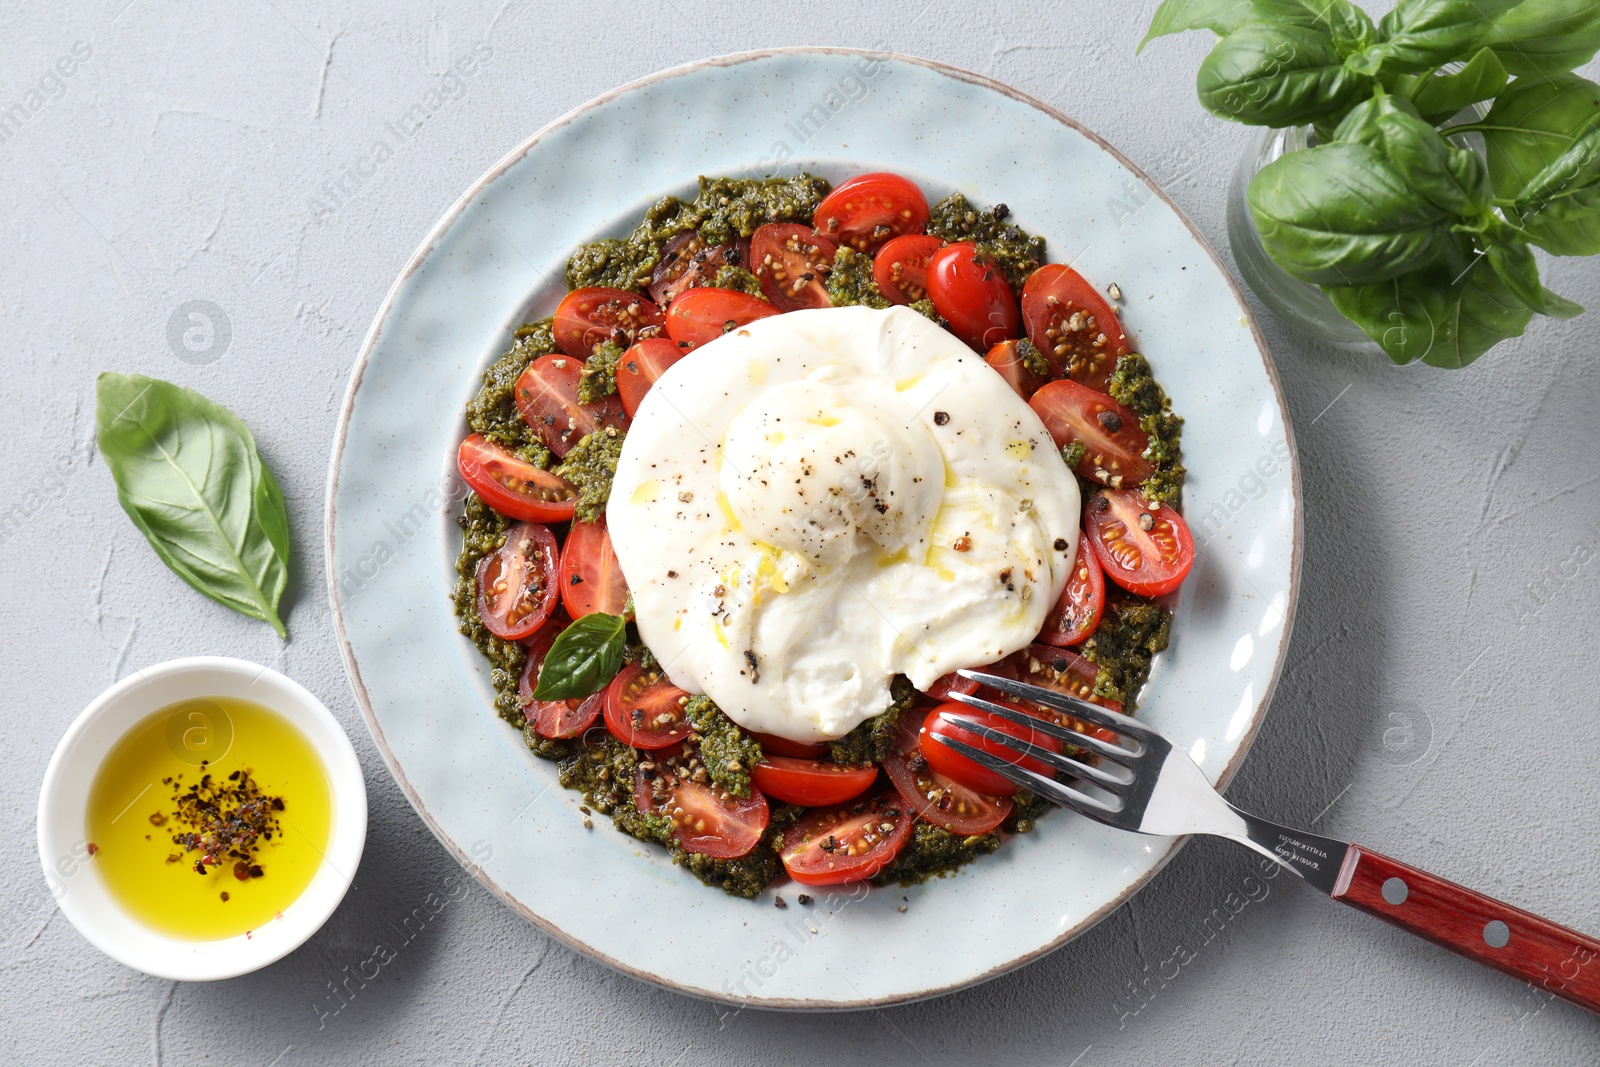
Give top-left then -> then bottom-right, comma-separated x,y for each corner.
6,2 -> 1600,1063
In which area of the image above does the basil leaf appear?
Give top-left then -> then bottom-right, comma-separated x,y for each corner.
1370,0 -> 1518,74
1323,254 -> 1533,367
1482,74 -> 1600,254
1484,240 -> 1586,318
1139,0 -> 1261,51
95,373 -> 291,637
1397,47 -> 1508,124
532,612 -> 627,701
1487,0 -> 1600,79
1197,22 -> 1374,126
1514,124 -> 1600,207
1139,0 -> 1370,53
1247,141 -> 1455,285
1333,92 -> 1492,215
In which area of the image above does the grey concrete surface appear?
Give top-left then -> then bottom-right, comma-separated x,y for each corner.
5,2 -> 1599,1063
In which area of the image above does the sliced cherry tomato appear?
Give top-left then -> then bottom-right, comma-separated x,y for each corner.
559,517 -> 629,619
750,223 -> 837,311
750,731 -> 829,759
920,700 -> 1062,797
1020,264 -> 1129,389
1004,643 -> 1122,743
872,233 -> 943,305
647,232 -> 742,306
779,789 -> 915,886
813,172 -> 929,254
615,337 -> 685,418
920,671 -> 980,702
1085,488 -> 1195,598
605,662 -> 692,749
1038,533 -> 1104,647
664,287 -> 780,350
517,611 -> 605,738
474,522 -> 560,641
552,287 -> 665,358
925,242 -> 1021,351
457,433 -> 579,523
514,353 -> 627,459
634,748 -> 769,859
882,707 -> 1011,834
1028,379 -> 1154,488
984,339 -> 1051,400
750,757 -> 877,807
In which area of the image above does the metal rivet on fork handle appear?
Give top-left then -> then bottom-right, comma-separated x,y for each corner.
1382,877 -> 1409,906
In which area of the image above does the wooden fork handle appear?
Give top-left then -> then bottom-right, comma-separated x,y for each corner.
1332,844 -> 1600,1014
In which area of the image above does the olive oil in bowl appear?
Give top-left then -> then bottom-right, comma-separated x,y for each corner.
86,696 -> 332,941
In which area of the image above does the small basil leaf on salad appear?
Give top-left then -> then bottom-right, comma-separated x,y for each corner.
1247,141 -> 1454,285
1197,22 -> 1373,127
1323,253 -> 1533,367
532,612 -> 628,700
95,373 -> 292,637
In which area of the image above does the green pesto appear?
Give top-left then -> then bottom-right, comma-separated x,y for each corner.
710,264 -> 767,298
926,193 -> 1046,292
684,695 -> 764,798
464,318 -> 557,466
1061,440 -> 1088,470
828,675 -> 916,765
908,297 -> 946,326
1003,790 -> 1054,834
1017,337 -> 1050,378
1080,596 -> 1172,710
577,340 -> 623,405
872,822 -> 1001,886
825,247 -> 890,309
565,174 -> 832,292
553,427 -> 625,523
624,633 -> 659,671
1108,353 -> 1186,505
452,494 -> 528,724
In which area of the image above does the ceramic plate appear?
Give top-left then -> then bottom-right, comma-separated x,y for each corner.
327,48 -> 1299,1008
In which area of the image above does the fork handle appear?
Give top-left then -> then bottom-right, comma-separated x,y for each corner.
1332,844 -> 1600,1014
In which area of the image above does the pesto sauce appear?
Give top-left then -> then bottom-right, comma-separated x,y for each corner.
564,174 -> 832,292
1108,354 -> 1186,505
577,340 -> 623,404
452,494 -> 528,725
684,695 -> 764,798
710,264 -> 766,298
1080,596 -> 1172,710
1017,337 -> 1050,378
926,193 -> 1046,292
908,297 -> 946,326
553,427 -> 625,523
825,247 -> 890,309
872,822 -> 1001,886
828,676 -> 915,765
464,318 -> 558,466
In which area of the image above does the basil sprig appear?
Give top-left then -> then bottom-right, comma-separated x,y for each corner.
532,612 -> 628,701
95,373 -> 291,636
1144,0 -> 1600,367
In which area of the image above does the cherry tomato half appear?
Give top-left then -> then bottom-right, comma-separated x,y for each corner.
664,287 -> 779,350
1038,533 -> 1104,647
925,242 -> 1021,351
813,172 -> 929,254
1004,643 -> 1122,742
647,231 -> 744,307
559,517 -> 629,620
750,731 -> 829,759
984,339 -> 1051,401
457,433 -> 579,523
474,522 -> 560,641
1028,379 -> 1154,489
615,337 -> 685,418
920,671 -> 981,702
605,662 -> 692,750
883,707 -> 1012,835
514,353 -> 627,459
1020,264 -> 1128,390
517,611 -> 605,739
872,233 -> 943,305
1084,489 -> 1195,598
634,748 -> 769,859
750,223 -> 837,311
920,701 -> 1063,797
779,789 -> 915,886
750,757 -> 877,808
552,286 -> 665,358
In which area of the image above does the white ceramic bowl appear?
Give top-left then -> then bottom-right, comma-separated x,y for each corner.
36,657 -> 367,981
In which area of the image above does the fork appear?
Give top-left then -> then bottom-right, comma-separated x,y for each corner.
935,670 -> 1600,1014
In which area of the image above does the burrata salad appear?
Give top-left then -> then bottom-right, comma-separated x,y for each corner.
452,172 -> 1194,897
